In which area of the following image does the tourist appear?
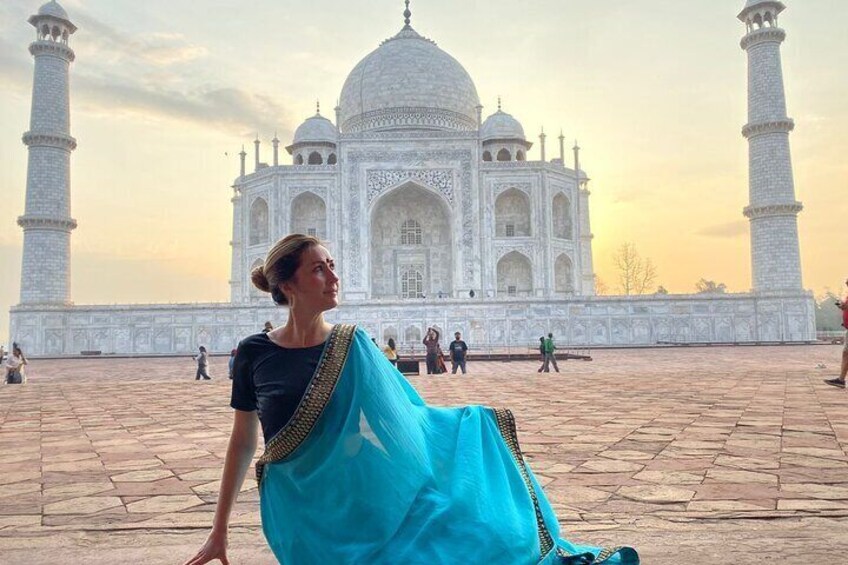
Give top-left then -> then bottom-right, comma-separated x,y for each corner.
195,346 -> 211,380
262,321 -> 273,333
423,327 -> 441,374
228,348 -> 237,380
5,344 -> 27,384
542,332 -> 560,373
825,277 -> 848,389
182,233 -> 637,564
449,331 -> 468,374
383,338 -> 398,366
537,336 -> 546,373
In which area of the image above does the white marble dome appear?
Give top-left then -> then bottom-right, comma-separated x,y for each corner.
481,110 -> 525,142
338,26 -> 480,134
292,113 -> 338,145
38,1 -> 69,20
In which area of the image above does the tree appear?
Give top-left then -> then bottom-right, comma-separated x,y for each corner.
613,242 -> 657,295
594,275 -> 608,296
815,290 -> 843,331
695,279 -> 727,294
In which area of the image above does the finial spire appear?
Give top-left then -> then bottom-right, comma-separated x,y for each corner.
316,99 -> 321,115
404,1 -> 412,27
497,96 -> 502,112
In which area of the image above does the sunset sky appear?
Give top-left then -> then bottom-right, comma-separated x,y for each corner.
0,0 -> 846,343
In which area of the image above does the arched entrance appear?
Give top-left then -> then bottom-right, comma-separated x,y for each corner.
370,182 -> 453,298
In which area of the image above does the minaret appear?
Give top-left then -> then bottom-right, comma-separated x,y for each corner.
558,130 -> 565,166
253,136 -> 261,171
272,133 -> 280,167
239,145 -> 247,178
574,141 -> 595,295
19,1 -> 78,305
539,128 -> 546,162
739,1 -> 803,292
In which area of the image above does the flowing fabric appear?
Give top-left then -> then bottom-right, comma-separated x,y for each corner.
258,325 -> 638,564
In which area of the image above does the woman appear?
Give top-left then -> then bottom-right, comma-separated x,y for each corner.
422,327 -> 441,374
184,234 -> 638,565
5,345 -> 27,384
195,346 -> 211,380
383,337 -> 398,366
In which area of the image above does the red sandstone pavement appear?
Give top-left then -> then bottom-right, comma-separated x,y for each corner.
1,345 -> 848,564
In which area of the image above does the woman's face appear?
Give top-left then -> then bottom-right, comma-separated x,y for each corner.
283,245 -> 339,313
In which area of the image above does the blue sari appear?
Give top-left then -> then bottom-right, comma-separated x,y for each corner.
257,325 -> 638,564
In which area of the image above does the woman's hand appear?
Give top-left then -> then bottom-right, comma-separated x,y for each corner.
183,529 -> 229,565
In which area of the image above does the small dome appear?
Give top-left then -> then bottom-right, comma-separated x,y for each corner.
738,0 -> 785,20
292,114 -> 338,145
38,1 -> 69,20
481,110 -> 525,142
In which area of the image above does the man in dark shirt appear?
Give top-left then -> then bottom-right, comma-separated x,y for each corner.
449,332 -> 468,375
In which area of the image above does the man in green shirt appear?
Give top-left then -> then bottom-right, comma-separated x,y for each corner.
541,333 -> 559,373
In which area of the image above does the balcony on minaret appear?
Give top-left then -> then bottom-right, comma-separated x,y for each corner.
738,1 -> 785,34
28,1 -> 76,52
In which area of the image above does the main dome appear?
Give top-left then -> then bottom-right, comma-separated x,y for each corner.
338,26 -> 480,134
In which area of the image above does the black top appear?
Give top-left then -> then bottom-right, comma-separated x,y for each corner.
449,340 -> 468,359
230,332 -> 326,443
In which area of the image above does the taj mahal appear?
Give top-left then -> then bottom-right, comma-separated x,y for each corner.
10,1 -> 816,355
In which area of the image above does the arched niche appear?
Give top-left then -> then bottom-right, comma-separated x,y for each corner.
554,254 -> 575,294
248,197 -> 269,245
497,251 -> 533,297
496,148 -> 511,161
552,192 -> 573,240
495,188 -> 530,237
308,151 -> 323,165
370,182 -> 453,299
290,192 -> 327,239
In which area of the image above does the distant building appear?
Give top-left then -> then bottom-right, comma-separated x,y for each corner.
10,1 -> 815,354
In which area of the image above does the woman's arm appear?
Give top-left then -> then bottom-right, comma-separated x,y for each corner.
184,409 -> 259,565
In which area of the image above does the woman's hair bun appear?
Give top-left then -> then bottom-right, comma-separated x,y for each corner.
251,264 -> 271,293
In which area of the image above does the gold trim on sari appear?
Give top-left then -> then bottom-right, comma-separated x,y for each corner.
492,407 -> 556,558
255,323 -> 357,485
492,407 -> 622,564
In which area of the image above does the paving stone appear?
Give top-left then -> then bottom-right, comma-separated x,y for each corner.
43,496 -> 124,515
126,494 -> 206,514
617,485 -> 696,504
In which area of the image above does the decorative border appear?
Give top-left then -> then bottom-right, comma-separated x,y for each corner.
255,324 -> 356,485
741,27 -> 786,50
491,407 -> 555,558
17,215 -> 77,232
492,407 -> 624,564
742,119 -> 794,139
29,40 -> 75,61
22,131 -> 76,150
743,202 -> 803,219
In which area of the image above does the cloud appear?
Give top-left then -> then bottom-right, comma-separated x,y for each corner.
71,10 -> 208,67
697,221 -> 748,238
0,5 -> 291,136
74,75 -> 291,134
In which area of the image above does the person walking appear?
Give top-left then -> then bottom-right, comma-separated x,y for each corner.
183,233 -> 637,565
262,321 -> 274,334
449,332 -> 468,374
423,327 -> 441,374
537,336 -> 546,373
383,338 -> 398,366
542,333 -> 560,373
228,348 -> 237,380
195,346 -> 211,380
825,277 -> 848,389
5,344 -> 28,384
